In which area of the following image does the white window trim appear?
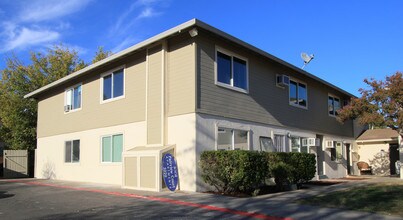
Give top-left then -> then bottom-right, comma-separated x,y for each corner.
64,83 -> 82,114
64,139 -> 80,164
214,46 -> 249,94
289,78 -> 308,110
100,65 -> 126,104
273,134 -> 286,152
328,94 -> 340,117
215,126 -> 250,151
100,133 -> 124,164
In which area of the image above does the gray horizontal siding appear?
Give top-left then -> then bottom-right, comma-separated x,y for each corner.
196,32 -> 354,137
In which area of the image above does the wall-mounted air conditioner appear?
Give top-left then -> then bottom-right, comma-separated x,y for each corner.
325,140 -> 334,148
276,74 -> 290,87
64,105 -> 72,112
308,138 -> 319,146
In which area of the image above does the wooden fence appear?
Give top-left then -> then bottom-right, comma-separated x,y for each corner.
3,150 -> 34,178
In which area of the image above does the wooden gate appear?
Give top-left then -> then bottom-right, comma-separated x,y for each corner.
3,150 -> 34,178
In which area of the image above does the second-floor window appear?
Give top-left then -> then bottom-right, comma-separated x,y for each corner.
102,68 -> 124,101
289,80 -> 307,108
216,50 -> 248,92
65,84 -> 81,112
328,95 -> 341,116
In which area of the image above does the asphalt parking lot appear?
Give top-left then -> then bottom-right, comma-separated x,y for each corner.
0,179 -> 277,220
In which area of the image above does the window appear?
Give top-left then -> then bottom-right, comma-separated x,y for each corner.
216,50 -> 248,91
331,141 -> 343,161
291,137 -> 309,153
65,140 -> 80,163
65,85 -> 81,111
274,135 -> 286,152
102,134 -> 123,162
102,68 -> 124,101
259,137 -> 276,152
217,128 -> 248,150
328,95 -> 341,116
289,80 -> 307,108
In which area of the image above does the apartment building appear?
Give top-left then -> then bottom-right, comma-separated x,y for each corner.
25,19 -> 360,192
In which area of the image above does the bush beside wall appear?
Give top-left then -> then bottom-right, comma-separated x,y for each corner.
200,151 -> 316,194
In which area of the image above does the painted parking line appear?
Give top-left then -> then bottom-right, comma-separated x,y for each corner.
6,180 -> 292,220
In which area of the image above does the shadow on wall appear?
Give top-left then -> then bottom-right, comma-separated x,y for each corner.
369,151 -> 390,176
42,161 -> 57,179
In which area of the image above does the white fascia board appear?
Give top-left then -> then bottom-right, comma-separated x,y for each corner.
24,19 -> 197,99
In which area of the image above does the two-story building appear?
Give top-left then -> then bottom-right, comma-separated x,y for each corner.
25,19 -> 361,192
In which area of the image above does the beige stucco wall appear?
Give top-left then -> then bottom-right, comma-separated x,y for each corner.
357,142 -> 391,176
35,121 -> 146,185
167,113 -> 196,192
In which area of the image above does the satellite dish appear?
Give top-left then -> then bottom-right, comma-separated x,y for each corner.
301,52 -> 314,69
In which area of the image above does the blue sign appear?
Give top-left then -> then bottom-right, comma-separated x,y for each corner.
162,153 -> 179,191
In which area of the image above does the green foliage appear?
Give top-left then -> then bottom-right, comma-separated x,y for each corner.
200,150 -> 268,194
200,151 -> 316,194
0,45 -> 112,150
338,72 -> 403,136
92,46 -> 113,64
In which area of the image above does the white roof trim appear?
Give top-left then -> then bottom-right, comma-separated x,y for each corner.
25,18 -> 355,99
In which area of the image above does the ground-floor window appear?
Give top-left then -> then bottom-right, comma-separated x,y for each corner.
331,141 -> 343,161
259,136 -> 276,152
217,127 -> 248,150
291,137 -> 308,153
102,134 -> 123,162
65,140 -> 80,163
274,135 -> 286,152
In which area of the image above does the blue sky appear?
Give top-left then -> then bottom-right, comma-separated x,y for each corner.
0,0 -> 402,96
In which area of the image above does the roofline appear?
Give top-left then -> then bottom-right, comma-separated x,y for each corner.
25,18 -> 355,99
356,138 -> 398,143
24,19 -> 198,98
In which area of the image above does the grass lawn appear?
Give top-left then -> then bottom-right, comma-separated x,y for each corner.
299,183 -> 403,217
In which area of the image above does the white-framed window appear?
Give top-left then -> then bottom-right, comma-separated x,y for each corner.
215,48 -> 248,93
331,141 -> 343,161
328,95 -> 341,116
64,84 -> 82,112
291,137 -> 309,153
65,140 -> 80,163
101,134 -> 123,163
217,127 -> 249,150
274,134 -> 287,152
259,136 -> 276,152
101,68 -> 125,102
289,79 -> 308,108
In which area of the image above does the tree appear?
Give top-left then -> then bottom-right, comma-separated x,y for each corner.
0,45 -> 112,150
92,46 -> 113,64
337,72 -> 403,136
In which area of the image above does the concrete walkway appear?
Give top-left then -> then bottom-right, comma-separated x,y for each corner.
2,177 -> 402,220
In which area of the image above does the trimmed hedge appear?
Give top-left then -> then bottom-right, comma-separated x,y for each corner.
200,151 -> 316,194
200,150 -> 267,194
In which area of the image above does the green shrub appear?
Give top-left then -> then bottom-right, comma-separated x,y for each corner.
200,150 -> 316,194
200,150 -> 267,194
266,152 -> 316,187
270,161 -> 293,190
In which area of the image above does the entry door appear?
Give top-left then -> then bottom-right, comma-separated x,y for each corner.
389,144 -> 399,175
346,144 -> 351,175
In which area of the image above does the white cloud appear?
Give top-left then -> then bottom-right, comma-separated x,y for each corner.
109,0 -> 163,37
137,7 -> 159,19
19,0 -> 92,22
2,27 -> 60,52
111,37 -> 139,53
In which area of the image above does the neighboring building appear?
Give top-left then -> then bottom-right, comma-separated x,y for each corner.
355,128 -> 400,176
25,19 -> 361,192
